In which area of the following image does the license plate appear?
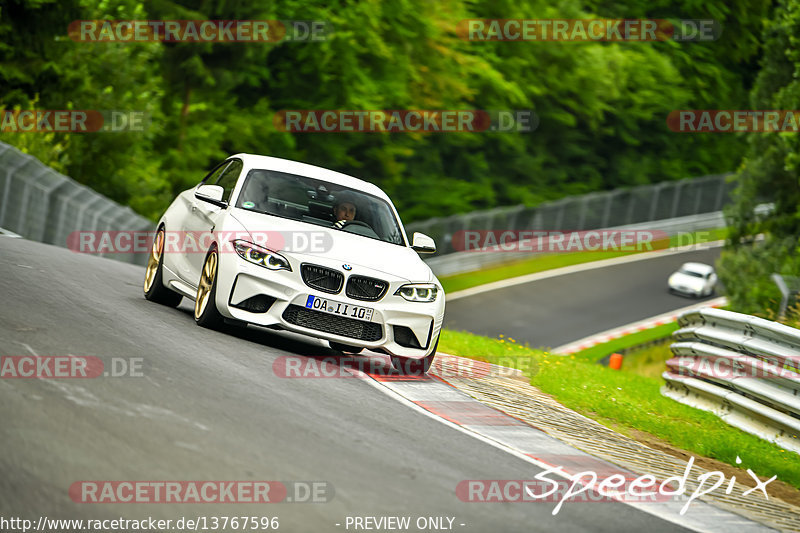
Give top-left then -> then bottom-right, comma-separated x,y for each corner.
305,295 -> 374,321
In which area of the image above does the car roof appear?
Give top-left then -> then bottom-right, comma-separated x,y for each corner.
230,153 -> 390,201
680,262 -> 714,273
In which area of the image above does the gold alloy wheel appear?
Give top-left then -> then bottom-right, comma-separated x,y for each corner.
195,250 -> 218,319
143,229 -> 164,293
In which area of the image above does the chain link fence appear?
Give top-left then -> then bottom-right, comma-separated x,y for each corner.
0,141 -> 154,265
405,173 -> 734,257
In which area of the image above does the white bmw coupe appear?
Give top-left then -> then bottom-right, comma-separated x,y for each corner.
144,154 -> 444,374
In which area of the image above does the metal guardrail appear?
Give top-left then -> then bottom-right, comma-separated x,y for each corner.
406,172 -> 734,257
662,307 -> 800,454
0,141 -> 154,265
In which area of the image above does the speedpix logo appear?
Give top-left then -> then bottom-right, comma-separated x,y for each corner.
457,456 -> 776,516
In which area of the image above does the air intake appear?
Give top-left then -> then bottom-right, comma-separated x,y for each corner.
232,295 -> 276,313
283,305 -> 383,341
301,264 -> 343,294
393,325 -> 422,349
346,275 -> 388,301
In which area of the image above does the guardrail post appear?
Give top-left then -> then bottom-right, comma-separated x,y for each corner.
601,191 -> 615,228
75,195 -> 106,232
0,157 -> 30,229
34,169 -> 71,243
693,182 -> 703,214
625,189 -> 636,225
577,195 -> 589,230
53,184 -> 88,247
554,199 -> 566,230
772,273 -> 791,319
670,180 -> 686,218
507,204 -> 525,231
14,167 -> 43,236
648,184 -> 663,222
713,175 -> 728,211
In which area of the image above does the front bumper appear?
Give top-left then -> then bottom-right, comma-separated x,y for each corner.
669,281 -> 704,296
214,252 -> 444,359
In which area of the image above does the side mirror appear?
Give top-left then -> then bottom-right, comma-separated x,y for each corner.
195,184 -> 227,209
411,232 -> 436,254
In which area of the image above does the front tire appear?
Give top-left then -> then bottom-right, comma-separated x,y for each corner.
194,247 -> 225,329
144,227 -> 183,307
391,336 -> 438,375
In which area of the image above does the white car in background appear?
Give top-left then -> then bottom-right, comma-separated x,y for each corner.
668,262 -> 717,297
143,153 -> 444,374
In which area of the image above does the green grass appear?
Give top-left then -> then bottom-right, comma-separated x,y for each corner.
619,343 -> 675,379
440,228 -> 728,294
439,329 -> 541,374
573,322 -> 679,363
439,328 -> 800,490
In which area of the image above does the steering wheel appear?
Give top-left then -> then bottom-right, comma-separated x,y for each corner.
338,220 -> 371,229
335,219 -> 380,239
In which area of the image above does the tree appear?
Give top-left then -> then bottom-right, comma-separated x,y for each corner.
717,0 -> 800,318
0,0 -> 772,223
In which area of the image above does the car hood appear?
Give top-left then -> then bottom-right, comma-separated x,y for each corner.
230,209 -> 433,283
669,272 -> 705,289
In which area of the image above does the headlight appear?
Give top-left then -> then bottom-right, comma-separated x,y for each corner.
233,240 -> 291,271
395,283 -> 438,302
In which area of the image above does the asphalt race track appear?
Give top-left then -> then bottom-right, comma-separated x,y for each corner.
444,247 -> 723,349
0,237 -> 701,532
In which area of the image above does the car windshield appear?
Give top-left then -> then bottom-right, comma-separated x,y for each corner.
235,169 -> 406,246
679,267 -> 705,278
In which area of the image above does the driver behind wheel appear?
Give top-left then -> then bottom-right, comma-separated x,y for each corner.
332,193 -> 357,228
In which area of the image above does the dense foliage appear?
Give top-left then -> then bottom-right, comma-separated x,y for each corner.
1,0 -> 767,223
717,0 -> 800,318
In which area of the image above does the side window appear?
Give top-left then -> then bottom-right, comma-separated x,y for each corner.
215,159 -> 243,202
201,161 -> 229,186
